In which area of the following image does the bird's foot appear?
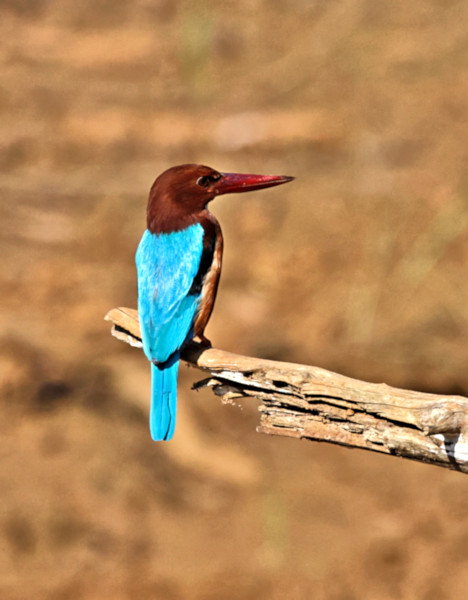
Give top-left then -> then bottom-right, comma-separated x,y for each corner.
196,334 -> 212,348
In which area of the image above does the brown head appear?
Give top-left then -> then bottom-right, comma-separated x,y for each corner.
146,164 -> 294,233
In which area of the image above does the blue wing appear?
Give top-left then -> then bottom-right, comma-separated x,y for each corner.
136,224 -> 204,364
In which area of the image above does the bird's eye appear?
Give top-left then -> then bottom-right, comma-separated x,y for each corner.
197,173 -> 221,188
196,176 -> 211,187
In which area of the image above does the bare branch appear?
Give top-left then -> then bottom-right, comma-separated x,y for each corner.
105,307 -> 468,474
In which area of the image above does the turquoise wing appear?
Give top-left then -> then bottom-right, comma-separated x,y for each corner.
136,224 -> 204,364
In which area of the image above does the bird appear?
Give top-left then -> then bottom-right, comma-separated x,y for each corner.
136,164 -> 294,441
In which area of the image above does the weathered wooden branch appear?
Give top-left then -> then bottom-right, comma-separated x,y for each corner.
105,307 -> 468,474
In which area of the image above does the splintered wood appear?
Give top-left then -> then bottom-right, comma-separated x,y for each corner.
105,307 -> 468,474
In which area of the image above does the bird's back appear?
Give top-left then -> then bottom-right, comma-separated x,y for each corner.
136,224 -> 205,363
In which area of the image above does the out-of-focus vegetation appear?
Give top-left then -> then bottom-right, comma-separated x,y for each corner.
1,1 -> 468,599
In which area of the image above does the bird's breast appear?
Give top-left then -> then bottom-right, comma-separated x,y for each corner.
193,214 -> 224,337
189,234 -> 216,296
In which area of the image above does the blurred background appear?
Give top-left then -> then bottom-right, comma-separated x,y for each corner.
1,0 -> 468,598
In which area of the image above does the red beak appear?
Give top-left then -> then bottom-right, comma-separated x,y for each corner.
214,172 -> 294,196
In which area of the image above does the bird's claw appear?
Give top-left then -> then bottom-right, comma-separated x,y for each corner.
197,334 -> 212,348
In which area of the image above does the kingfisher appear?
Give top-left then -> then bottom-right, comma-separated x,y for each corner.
136,164 -> 294,441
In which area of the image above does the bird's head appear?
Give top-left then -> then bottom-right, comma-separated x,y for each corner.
147,164 -> 294,233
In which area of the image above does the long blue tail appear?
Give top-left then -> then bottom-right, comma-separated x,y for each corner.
150,353 -> 179,441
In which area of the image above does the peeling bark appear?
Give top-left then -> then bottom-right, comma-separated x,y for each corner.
105,307 -> 468,474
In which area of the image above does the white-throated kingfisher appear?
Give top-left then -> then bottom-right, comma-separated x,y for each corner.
136,164 -> 294,441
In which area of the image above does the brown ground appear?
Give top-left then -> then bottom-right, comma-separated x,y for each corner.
1,1 -> 468,599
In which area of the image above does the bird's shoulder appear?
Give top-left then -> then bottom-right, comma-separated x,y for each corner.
137,222 -> 204,262
197,210 -> 221,241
